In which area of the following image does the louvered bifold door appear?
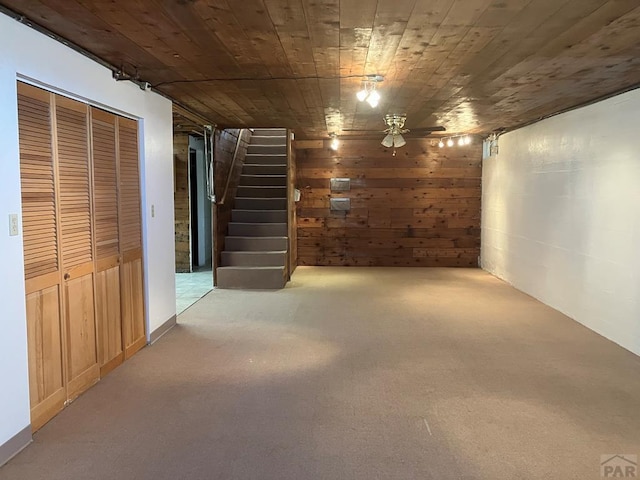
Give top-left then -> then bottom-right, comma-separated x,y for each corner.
91,108 -> 123,377
117,117 -> 146,358
54,95 -> 100,401
17,82 -> 66,432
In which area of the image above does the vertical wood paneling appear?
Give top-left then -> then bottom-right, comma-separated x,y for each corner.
173,133 -> 191,272
295,139 -> 482,266
287,130 -> 298,275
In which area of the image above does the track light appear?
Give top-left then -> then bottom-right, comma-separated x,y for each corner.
439,135 -> 474,149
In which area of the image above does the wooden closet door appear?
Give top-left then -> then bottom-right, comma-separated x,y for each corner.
17,82 -> 66,431
118,117 -> 146,358
55,95 -> 100,401
91,108 -> 123,377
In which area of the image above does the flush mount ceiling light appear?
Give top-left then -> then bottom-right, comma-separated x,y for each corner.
356,75 -> 384,108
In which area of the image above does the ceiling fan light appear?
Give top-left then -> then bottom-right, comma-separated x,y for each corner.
393,134 -> 406,148
356,89 -> 368,102
366,90 -> 380,107
381,134 -> 394,148
330,138 -> 339,150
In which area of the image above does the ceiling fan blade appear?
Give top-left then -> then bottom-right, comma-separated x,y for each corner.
407,126 -> 446,133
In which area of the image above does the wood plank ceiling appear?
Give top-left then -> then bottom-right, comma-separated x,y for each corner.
3,0 -> 640,139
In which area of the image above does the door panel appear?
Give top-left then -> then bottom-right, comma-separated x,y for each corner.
91,108 -> 123,375
17,82 -> 66,431
55,94 -> 99,401
64,272 -> 99,400
25,284 -> 65,431
95,264 -> 123,375
118,117 -> 146,356
121,255 -> 145,357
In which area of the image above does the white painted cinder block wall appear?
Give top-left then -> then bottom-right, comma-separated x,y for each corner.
482,88 -> 640,356
0,14 -> 176,453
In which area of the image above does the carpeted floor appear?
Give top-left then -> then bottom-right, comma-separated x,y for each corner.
2,267 -> 639,480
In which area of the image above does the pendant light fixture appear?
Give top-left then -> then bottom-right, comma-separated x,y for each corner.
356,75 -> 384,108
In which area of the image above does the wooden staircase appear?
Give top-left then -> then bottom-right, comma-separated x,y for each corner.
216,128 -> 289,289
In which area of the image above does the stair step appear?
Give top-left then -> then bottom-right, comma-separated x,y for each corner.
221,251 -> 286,267
252,128 -> 287,137
225,236 -> 288,251
235,198 -> 287,210
237,186 -> 287,198
217,266 -> 286,289
247,145 -> 287,155
229,222 -> 287,236
244,153 -> 287,165
240,174 -> 287,186
242,164 -> 287,175
232,209 -> 287,223
250,135 -> 286,146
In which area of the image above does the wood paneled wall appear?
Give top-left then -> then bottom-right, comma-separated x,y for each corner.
295,139 -> 482,267
287,131 -> 297,275
173,133 -> 190,272
213,129 -> 250,280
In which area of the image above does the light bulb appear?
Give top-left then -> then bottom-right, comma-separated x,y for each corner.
464,136 -> 471,145
393,134 -> 406,148
330,137 -> 339,150
438,140 -> 445,148
366,90 -> 380,107
458,137 -> 465,146
356,89 -> 368,102
446,138 -> 454,147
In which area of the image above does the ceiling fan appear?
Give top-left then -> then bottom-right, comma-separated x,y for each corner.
339,114 -> 445,154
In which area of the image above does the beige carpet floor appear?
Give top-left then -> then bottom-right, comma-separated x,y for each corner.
1,267 -> 639,480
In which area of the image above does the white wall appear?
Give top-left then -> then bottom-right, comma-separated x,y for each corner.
0,14 -> 176,452
482,88 -> 640,355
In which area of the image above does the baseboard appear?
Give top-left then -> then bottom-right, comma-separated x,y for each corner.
0,426 -> 32,467
149,314 -> 177,345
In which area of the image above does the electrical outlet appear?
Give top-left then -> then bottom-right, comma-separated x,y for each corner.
151,205 -> 155,218
9,214 -> 19,236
